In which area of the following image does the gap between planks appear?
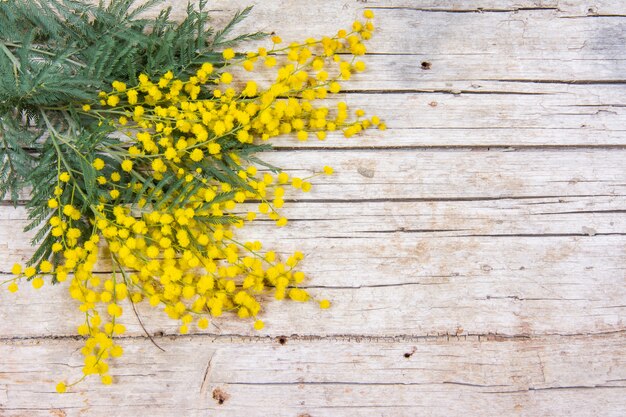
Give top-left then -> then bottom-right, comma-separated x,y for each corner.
3,330 -> 625,344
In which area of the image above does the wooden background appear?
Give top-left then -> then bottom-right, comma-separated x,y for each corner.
1,1 -> 625,416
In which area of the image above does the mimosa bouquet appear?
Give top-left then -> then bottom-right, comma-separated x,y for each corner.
0,0 -> 383,391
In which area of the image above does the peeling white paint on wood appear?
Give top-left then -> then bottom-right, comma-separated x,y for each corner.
1,1 -> 625,416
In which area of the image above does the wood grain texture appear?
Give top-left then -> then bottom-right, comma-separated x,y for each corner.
1,1 -> 626,416
1,334 -> 625,417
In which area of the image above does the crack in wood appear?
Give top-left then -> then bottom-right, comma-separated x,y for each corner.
490,385 -> 626,393
340,88 -> 549,96
368,6 -> 560,14
533,209 -> 626,215
1,330 -> 624,344
303,280 -> 451,289
5,192 -> 624,208
199,352 -> 215,396
270,145 -> 626,151
280,195 -> 623,204
560,14 -> 626,19
489,79 -> 626,85
347,231 -> 626,238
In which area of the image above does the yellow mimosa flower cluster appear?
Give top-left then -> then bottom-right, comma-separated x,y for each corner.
4,10 -> 382,391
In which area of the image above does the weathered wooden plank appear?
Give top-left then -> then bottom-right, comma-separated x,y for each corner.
2,194 -> 625,242
150,0 -> 626,58
159,0 -> 626,19
3,149 -> 624,204
232,52 -> 626,92
5,149 -> 626,202
4,193 -> 626,271
1,333 -> 625,416
362,0 -> 625,16
268,90 -> 626,147
1,232 -> 624,338
204,86 -> 626,146
326,89 -> 626,130
255,150 -> 626,199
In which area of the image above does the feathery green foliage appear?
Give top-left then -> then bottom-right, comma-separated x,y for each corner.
0,0 -> 265,265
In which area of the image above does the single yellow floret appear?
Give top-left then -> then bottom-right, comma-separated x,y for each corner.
39,260 -> 52,273
208,143 -> 221,154
31,277 -> 44,289
190,148 -> 204,162
107,95 -> 120,107
121,160 -> 133,172
93,158 -> 105,170
220,72 -> 233,84
110,345 -> 124,357
222,48 -> 235,60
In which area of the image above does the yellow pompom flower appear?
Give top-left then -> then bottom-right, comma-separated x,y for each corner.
56,382 -> 67,393
288,288 -> 309,302
127,90 -> 138,104
11,263 -> 22,275
220,72 -> 233,84
277,172 -> 289,183
258,203 -> 270,214
190,148 -> 204,162
39,260 -> 53,273
110,345 -> 124,357
93,158 -> 105,170
112,81 -> 126,92
208,143 -> 221,154
253,320 -> 264,330
222,48 -> 235,60
107,95 -> 120,107
121,160 -> 133,172
31,277 -> 44,289
59,172 -> 70,182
